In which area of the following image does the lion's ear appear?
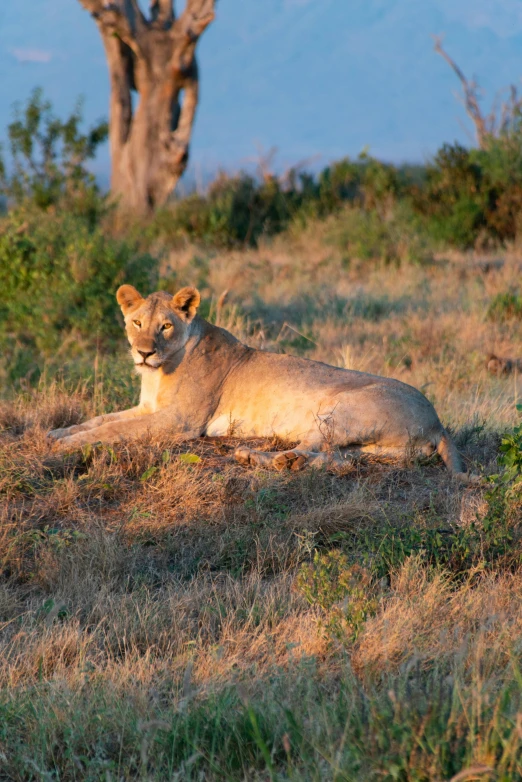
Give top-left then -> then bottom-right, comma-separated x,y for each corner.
171,287 -> 200,323
116,285 -> 144,315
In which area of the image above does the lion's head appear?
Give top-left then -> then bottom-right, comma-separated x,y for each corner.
116,285 -> 200,372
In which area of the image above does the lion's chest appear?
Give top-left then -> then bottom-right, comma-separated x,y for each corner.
139,371 -> 162,413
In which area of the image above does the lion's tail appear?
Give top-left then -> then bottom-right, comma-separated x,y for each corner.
436,428 -> 465,476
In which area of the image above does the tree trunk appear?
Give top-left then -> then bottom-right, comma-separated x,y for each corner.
78,0 -> 215,214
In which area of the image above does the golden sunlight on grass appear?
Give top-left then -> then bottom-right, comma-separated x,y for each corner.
1,236 -> 522,779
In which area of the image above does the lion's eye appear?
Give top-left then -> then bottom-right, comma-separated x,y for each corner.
133,320 -> 141,328
162,322 -> 172,331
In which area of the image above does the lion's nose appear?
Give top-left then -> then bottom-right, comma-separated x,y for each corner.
138,349 -> 155,360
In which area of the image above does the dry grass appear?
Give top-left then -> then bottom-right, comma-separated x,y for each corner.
355,561 -> 522,675
1,233 -> 522,779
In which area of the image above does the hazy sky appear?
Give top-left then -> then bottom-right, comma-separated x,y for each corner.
1,1 -> 522,182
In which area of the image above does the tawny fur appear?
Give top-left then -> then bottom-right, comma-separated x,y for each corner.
49,285 -> 466,476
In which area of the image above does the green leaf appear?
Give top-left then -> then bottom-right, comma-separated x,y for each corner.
179,453 -> 201,465
161,450 -> 171,465
140,466 -> 158,482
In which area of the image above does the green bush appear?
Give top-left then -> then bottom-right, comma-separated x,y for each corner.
474,127 -> 522,240
325,202 -> 433,265
0,88 -> 108,224
411,143 -> 489,248
153,172 -> 297,248
150,152 -> 407,249
412,134 -> 522,248
497,404 -> 522,487
150,136 -> 522,251
297,551 -> 378,644
472,405 -> 522,566
0,208 -> 157,387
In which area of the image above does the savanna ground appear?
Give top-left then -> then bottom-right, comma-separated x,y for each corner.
2,203 -> 522,782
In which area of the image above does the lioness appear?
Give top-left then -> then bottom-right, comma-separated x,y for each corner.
49,285 -> 465,476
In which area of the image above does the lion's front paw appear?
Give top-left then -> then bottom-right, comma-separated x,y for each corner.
50,432 -> 89,451
48,423 -> 88,442
234,446 -> 254,465
48,427 -> 74,441
235,446 -> 308,471
272,450 -> 308,471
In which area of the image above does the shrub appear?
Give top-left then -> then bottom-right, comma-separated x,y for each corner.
0,88 -> 108,224
296,551 -> 378,643
0,209 -> 157,386
206,172 -> 293,245
473,405 -> 522,566
411,143 -> 489,248
153,173 -> 297,248
292,152 -> 403,223
325,202 -> 433,265
412,135 -> 522,248
151,153 -> 406,249
474,127 -> 522,240
497,404 -> 522,488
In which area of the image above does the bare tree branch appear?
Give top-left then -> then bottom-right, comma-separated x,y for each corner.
150,0 -> 174,27
78,0 -> 143,55
176,0 -> 215,40
172,76 -> 199,150
433,35 -> 489,148
499,85 -> 522,135
103,36 -> 134,147
77,0 -> 104,13
123,0 -> 148,35
169,0 -> 214,84
280,154 -> 322,190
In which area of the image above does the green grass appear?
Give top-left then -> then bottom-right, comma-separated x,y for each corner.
1,659 -> 520,780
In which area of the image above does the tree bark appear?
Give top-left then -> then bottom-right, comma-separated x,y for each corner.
78,0 -> 215,213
